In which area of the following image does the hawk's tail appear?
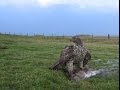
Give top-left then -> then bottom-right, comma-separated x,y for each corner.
49,60 -> 60,70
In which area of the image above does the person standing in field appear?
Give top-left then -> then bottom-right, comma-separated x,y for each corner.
49,36 -> 91,80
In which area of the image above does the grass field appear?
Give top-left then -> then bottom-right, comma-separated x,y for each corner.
0,34 -> 119,90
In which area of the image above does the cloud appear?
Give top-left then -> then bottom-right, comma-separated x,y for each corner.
36,0 -> 119,10
0,0 -> 33,7
36,0 -> 60,7
0,0 -> 119,12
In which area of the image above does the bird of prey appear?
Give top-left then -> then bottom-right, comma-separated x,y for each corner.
49,36 -> 91,74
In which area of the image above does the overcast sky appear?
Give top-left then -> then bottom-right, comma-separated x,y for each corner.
0,0 -> 119,36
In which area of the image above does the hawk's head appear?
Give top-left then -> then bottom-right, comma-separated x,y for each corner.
70,36 -> 83,46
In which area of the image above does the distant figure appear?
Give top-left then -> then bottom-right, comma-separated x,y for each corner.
49,36 -> 91,80
108,34 -> 110,39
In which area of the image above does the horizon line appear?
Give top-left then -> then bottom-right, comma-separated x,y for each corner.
0,32 -> 119,37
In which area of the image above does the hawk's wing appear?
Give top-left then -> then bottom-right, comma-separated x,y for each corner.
83,51 -> 91,67
49,45 -> 75,70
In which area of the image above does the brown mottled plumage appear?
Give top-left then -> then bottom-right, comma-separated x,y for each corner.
49,45 -> 75,70
49,36 -> 91,74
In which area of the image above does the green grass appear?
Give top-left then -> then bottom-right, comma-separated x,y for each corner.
0,34 -> 119,90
